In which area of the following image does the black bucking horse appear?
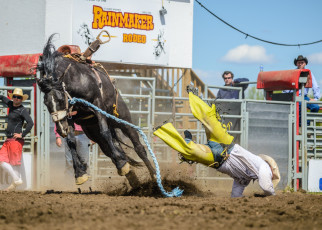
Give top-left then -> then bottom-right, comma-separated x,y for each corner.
36,34 -> 155,185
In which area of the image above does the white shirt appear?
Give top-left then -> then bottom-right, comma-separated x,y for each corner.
217,144 -> 275,197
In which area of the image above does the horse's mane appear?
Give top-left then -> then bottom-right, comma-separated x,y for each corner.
37,34 -> 63,81
37,77 -> 64,93
36,34 -> 67,93
37,33 -> 109,95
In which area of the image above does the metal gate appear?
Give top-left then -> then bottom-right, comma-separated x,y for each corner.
1,75 -> 315,192
151,85 -> 293,190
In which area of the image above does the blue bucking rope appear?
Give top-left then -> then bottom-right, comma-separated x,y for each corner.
69,97 -> 183,197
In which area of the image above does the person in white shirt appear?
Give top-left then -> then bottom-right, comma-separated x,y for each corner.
154,92 -> 280,197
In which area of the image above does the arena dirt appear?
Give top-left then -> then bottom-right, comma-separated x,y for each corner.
0,182 -> 321,230
3,140 -> 321,230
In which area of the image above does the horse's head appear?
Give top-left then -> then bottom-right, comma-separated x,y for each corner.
37,34 -> 70,137
46,89 -> 70,138
38,78 -> 70,137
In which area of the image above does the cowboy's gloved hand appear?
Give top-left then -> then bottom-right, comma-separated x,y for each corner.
186,85 -> 199,96
178,153 -> 195,165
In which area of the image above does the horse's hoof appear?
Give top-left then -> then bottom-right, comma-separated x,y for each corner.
75,174 -> 90,185
117,162 -> 130,176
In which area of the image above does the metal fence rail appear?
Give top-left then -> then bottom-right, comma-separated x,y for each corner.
89,81 -> 298,189
32,75 -> 322,191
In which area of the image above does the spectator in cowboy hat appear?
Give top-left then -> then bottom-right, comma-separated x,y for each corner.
286,55 -> 320,112
0,88 -> 33,191
293,55 -> 308,66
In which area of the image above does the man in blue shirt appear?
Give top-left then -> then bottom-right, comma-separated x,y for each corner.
216,71 -> 249,99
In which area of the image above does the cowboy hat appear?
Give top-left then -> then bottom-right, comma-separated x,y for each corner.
294,55 -> 308,66
8,88 -> 29,102
259,154 -> 281,188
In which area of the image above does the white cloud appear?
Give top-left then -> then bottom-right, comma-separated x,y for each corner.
193,69 -> 221,79
193,69 -> 222,84
221,44 -> 273,64
308,53 -> 322,65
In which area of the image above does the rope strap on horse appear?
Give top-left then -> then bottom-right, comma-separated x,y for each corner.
69,97 -> 183,198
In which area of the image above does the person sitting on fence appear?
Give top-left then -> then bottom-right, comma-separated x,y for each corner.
0,88 -> 34,191
154,91 -> 280,197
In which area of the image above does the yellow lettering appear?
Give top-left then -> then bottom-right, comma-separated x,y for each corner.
107,11 -> 112,26
119,13 -> 129,28
110,12 -> 119,27
128,14 -> 135,29
101,11 -> 108,27
146,15 -> 154,30
134,14 -> 141,29
133,34 -> 137,42
92,6 -> 103,29
141,15 -> 147,30
122,34 -> 146,44
92,6 -> 154,31
123,34 -> 128,42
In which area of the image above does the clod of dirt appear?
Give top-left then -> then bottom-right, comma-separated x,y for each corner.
105,179 -> 207,197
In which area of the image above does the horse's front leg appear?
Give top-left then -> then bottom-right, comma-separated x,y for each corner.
65,125 -> 89,185
95,113 -> 130,176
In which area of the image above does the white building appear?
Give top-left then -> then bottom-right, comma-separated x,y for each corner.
0,0 -> 193,68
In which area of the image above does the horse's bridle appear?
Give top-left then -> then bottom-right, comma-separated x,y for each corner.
50,64 -> 74,122
50,83 -> 74,122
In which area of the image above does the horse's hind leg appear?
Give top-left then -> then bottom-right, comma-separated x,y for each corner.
96,135 -> 130,176
121,126 -> 156,179
86,127 -> 140,188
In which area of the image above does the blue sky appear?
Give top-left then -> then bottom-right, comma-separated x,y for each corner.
192,0 -> 322,92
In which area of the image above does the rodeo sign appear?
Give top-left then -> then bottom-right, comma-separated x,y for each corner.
73,0 -> 171,66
